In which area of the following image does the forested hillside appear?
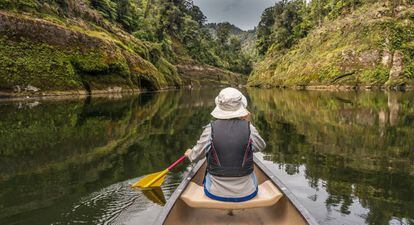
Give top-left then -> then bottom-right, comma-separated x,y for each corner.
250,0 -> 414,89
0,0 -> 250,96
204,22 -> 255,74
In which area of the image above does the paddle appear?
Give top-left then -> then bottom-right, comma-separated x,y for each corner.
132,155 -> 187,189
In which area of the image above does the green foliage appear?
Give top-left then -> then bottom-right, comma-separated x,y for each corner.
358,66 -> 390,84
252,0 -> 414,87
133,18 -> 158,42
149,0 -> 252,74
257,1 -> 307,56
0,0 -> 249,95
256,7 -> 276,56
256,0 -> 377,56
116,0 -> 142,32
188,5 -> 206,25
216,22 -> 231,45
91,0 -> 117,20
3,0 -> 39,10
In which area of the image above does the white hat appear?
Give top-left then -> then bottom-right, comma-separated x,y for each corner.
211,87 -> 249,119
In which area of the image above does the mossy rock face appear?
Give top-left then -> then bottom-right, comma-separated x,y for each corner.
0,39 -> 82,91
0,8 -> 245,96
0,38 -> 137,92
0,12 -> 184,95
249,3 -> 414,88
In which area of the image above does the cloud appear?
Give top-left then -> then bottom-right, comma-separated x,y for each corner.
222,0 -> 241,13
193,0 -> 276,30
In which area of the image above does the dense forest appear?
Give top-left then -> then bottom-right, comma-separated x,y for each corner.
0,0 -> 252,96
250,0 -> 414,89
1,0 -> 414,95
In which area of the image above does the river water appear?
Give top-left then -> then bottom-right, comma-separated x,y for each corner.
0,88 -> 413,225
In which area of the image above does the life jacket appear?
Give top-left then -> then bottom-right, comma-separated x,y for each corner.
207,119 -> 253,177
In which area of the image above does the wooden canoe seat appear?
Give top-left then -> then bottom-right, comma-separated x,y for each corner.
180,180 -> 283,209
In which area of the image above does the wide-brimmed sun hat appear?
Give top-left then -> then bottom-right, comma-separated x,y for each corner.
211,87 -> 249,119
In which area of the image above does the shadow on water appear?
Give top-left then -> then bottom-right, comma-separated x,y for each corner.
0,88 -> 413,225
141,188 -> 167,206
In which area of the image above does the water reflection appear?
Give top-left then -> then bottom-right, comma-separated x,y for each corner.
0,89 -> 413,225
0,90 -> 215,225
141,188 -> 166,206
248,89 -> 414,225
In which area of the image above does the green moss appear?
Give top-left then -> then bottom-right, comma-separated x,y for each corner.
0,37 -> 168,92
71,53 -> 110,74
155,57 -> 182,86
0,22 -> 185,93
0,38 -> 82,91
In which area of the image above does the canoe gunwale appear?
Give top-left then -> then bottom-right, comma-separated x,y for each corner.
153,159 -> 205,225
153,155 -> 319,225
253,156 -> 319,225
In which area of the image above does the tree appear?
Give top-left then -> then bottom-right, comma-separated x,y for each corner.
189,5 -> 206,25
256,6 -> 276,56
217,23 -> 231,45
229,36 -> 242,53
157,0 -> 185,39
144,0 -> 153,18
91,0 -> 117,20
116,0 -> 141,32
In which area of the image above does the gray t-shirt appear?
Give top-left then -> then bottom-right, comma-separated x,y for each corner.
188,123 -> 266,198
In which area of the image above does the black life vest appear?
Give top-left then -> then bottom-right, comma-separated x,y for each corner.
207,119 -> 253,177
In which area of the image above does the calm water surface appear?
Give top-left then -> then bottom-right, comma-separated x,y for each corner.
0,89 -> 413,225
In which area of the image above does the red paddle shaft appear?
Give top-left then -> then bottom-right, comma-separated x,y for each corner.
167,155 -> 187,171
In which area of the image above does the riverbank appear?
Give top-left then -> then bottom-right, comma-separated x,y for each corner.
0,88 -> 135,101
254,84 -> 414,91
0,84 -> 237,101
3,83 -> 414,102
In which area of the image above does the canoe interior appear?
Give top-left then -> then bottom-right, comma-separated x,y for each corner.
163,162 -> 309,225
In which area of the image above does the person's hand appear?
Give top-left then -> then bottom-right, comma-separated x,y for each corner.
184,149 -> 192,158
240,111 -> 251,122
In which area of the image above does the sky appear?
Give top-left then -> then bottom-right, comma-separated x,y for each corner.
192,0 -> 276,31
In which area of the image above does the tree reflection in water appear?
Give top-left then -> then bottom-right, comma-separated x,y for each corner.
0,88 -> 413,225
248,88 -> 414,225
0,90 -> 215,225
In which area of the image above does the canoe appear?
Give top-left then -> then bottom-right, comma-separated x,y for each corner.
154,155 -> 319,225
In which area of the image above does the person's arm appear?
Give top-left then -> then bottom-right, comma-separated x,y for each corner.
185,124 -> 212,162
250,124 -> 266,152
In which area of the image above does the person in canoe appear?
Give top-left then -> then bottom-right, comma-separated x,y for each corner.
185,87 -> 266,202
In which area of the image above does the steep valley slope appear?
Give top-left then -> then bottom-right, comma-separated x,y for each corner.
249,1 -> 414,90
0,0 -> 246,97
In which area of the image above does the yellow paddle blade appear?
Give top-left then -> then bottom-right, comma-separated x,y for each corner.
132,169 -> 169,188
142,187 -> 166,206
